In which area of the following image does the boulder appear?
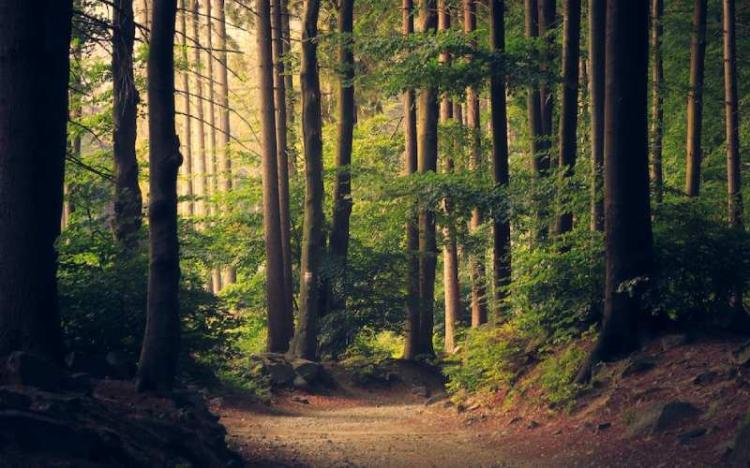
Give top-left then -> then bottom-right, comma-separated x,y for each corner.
293,375 -> 311,391
729,423 -> 750,467
292,359 -> 322,383
627,401 -> 702,437
65,351 -> 109,378
105,351 -> 136,380
678,427 -> 707,445
265,360 -> 295,386
621,357 -> 656,378
2,352 -> 64,391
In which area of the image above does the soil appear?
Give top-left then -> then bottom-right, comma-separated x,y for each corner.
217,336 -> 750,467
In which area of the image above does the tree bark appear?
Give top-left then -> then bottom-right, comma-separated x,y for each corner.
589,0 -> 605,230
191,0 -> 208,218
292,0 -> 325,360
525,0 -> 543,174
402,0 -> 421,361
685,0 -> 707,197
112,0 -> 144,251
0,0 -> 71,360
554,0 -> 581,235
417,0 -> 438,357
650,0 -> 664,203
489,0 -> 511,318
137,0 -> 183,392
328,0 -> 356,314
538,0 -> 556,170
578,0 -> 653,382
179,0 -> 194,216
723,0 -> 742,228
257,0 -> 293,353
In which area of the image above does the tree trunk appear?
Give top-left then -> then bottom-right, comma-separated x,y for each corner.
417,0 -> 438,357
723,0 -> 742,228
112,0 -> 144,251
137,0 -> 183,392
402,0 -> 421,361
0,0 -> 71,360
589,0 -> 605,230
191,0 -> 208,218
179,0 -> 194,217
685,0 -> 707,198
293,0 -> 325,361
578,0 -> 653,382
538,0 -> 556,171
554,0 -> 581,235
257,0 -> 293,353
281,0 -> 297,175
272,0 -> 294,322
650,0 -> 664,203
489,0 -> 511,318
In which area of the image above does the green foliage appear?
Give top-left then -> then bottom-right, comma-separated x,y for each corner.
534,344 -> 587,409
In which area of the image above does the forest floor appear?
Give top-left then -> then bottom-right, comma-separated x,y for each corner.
216,336 -> 750,467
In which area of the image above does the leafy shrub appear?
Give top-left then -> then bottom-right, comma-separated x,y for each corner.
534,343 -> 587,409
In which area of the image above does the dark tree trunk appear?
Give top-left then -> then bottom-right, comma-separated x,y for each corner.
137,0 -> 183,392
489,0 -> 511,318
417,0 -> 438,357
650,0 -> 664,203
525,0 -> 543,174
257,0 -> 293,353
328,0 -> 355,313
402,0 -> 421,361
0,0 -> 71,360
293,0 -> 325,361
589,0 -> 605,231
112,0 -> 144,251
179,0 -> 194,217
554,0 -> 581,235
723,0 -> 742,228
538,0 -> 556,171
578,0 -> 653,382
685,0 -> 707,197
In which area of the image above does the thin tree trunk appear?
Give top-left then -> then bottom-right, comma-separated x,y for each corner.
538,0 -> 556,170
650,0 -> 664,203
589,0 -> 605,230
179,0 -> 194,217
272,0 -> 294,322
489,0 -> 511,318
257,0 -> 293,353
0,0 -> 71,360
64,43 -> 83,230
723,0 -> 742,228
417,0 -> 438,357
112,0 -> 144,251
137,0 -> 183,392
525,1 -> 542,172
403,0 -> 421,361
685,0 -> 707,197
554,0 -> 581,235
293,0 -> 325,360
281,0 -> 296,175
192,0 -> 208,218
577,0 -> 653,382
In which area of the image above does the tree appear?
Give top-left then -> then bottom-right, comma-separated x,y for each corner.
525,0 -> 543,175
0,0 -> 72,360
402,0 -> 422,361
328,0 -> 356,313
179,0 -> 194,217
554,0 -> 581,235
257,0 -> 294,353
578,0 -> 653,381
723,0 -> 742,229
588,0 -> 605,231
137,0 -> 183,392
685,0 -> 707,197
112,0 -> 144,251
292,0 -> 325,360
489,0 -> 511,316
191,0 -> 208,218
538,0 -> 556,170
417,0 -> 439,357
650,0 -> 664,203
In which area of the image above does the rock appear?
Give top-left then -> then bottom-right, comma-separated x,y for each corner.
598,422 -> 612,432
2,352 -> 65,391
0,409 -> 101,457
732,340 -> 750,367
293,375 -> 311,391
266,361 -> 295,386
411,385 -> 430,398
292,359 -> 322,383
621,357 -> 656,378
509,416 -> 523,425
693,371 -> 719,385
527,420 -> 541,429
291,395 -> 309,405
729,423 -> 750,467
678,427 -> 707,445
105,351 -> 136,380
591,362 -> 612,386
65,351 -> 108,378
627,401 -> 702,437
661,334 -> 689,351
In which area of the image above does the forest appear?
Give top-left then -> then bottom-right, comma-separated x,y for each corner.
1,0 -> 750,466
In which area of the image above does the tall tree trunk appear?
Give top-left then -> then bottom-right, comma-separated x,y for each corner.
179,0 -> 194,216
257,0 -> 293,353
281,0 -> 297,175
463,0 -> 488,327
685,0 -> 707,197
402,0 -> 421,361
650,0 -> 664,203
137,0 -> 183,392
112,0 -> 144,251
554,0 -> 581,235
64,43 -> 83,230
525,0 -> 543,172
538,0 -> 556,170
191,0 -> 208,218
589,0 -> 605,230
293,0 -> 325,360
272,0 -> 294,319
578,0 -> 653,382
0,0 -> 71,360
723,0 -> 742,228
489,0 -> 511,318
328,0 -> 356,313
439,0 -> 460,353
417,0 -> 438,357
